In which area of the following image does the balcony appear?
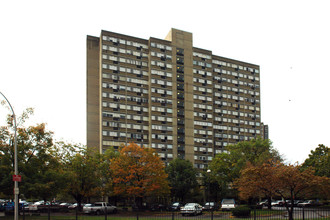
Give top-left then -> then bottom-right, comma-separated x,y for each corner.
177,110 -> 184,117
178,128 -> 185,134
177,92 -> 184,99
177,84 -> 184,90
177,75 -> 184,82
176,57 -> 184,65
178,137 -> 185,144
176,48 -> 184,56
178,146 -> 185,152
176,65 -> 184,74
177,101 -> 184,108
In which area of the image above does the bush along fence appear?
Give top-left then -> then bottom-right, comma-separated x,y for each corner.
2,206 -> 330,220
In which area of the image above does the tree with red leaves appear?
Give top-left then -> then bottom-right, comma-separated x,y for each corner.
235,162 -> 330,220
111,143 -> 170,207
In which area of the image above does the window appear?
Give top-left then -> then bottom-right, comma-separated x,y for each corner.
176,48 -> 184,56
177,57 -> 184,65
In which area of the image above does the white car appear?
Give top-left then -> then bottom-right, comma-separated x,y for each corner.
83,204 -> 93,214
221,199 -> 236,211
180,203 -> 203,216
68,203 -> 79,209
83,202 -> 117,215
271,200 -> 284,207
33,200 -> 45,206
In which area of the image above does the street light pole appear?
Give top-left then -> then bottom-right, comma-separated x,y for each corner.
0,92 -> 19,220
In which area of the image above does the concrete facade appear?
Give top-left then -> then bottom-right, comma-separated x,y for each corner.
87,28 -> 262,169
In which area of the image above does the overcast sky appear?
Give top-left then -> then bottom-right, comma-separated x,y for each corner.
1,0 -> 329,163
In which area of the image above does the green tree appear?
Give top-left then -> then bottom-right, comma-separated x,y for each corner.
302,144 -> 329,177
0,108 -> 65,201
166,158 -> 198,202
209,138 -> 282,197
96,147 -> 118,201
202,170 -> 223,203
62,146 -> 104,208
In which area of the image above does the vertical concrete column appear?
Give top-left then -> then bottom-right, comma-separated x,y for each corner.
87,36 -> 101,152
166,29 -> 194,163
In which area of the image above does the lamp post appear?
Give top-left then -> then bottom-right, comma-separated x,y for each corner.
0,92 -> 19,220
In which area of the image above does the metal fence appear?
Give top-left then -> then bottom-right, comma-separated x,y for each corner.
1,207 -> 329,220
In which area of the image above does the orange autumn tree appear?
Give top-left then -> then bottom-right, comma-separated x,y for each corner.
274,163 -> 330,220
111,143 -> 170,207
235,162 -> 330,220
234,161 -> 279,210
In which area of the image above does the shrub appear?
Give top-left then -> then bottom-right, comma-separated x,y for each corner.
232,206 -> 251,217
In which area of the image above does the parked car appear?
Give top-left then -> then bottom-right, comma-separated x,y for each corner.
0,202 -> 5,212
293,200 -> 304,207
257,199 -> 268,206
33,200 -> 45,206
170,202 -> 183,211
271,200 -> 285,207
297,200 -> 319,207
20,201 -> 30,210
202,202 -> 219,211
284,200 -> 303,207
82,204 -> 92,211
3,202 -> 26,211
68,203 -> 79,209
221,199 -> 236,211
83,204 -> 95,214
180,203 -> 203,216
59,203 -> 72,208
149,203 -> 167,211
83,202 -> 117,215
255,199 -> 269,209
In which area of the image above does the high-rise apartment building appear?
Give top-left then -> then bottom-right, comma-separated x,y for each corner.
261,123 -> 269,140
87,28 -> 261,169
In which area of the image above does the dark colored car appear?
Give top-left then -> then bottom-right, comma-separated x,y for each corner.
4,202 -> 26,211
202,202 -> 219,211
0,203 -> 5,212
149,204 -> 167,211
170,202 -> 183,211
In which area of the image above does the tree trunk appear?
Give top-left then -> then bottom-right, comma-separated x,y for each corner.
73,194 -> 83,211
135,197 -> 143,209
285,203 -> 294,220
267,197 -> 272,210
288,209 -> 293,220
